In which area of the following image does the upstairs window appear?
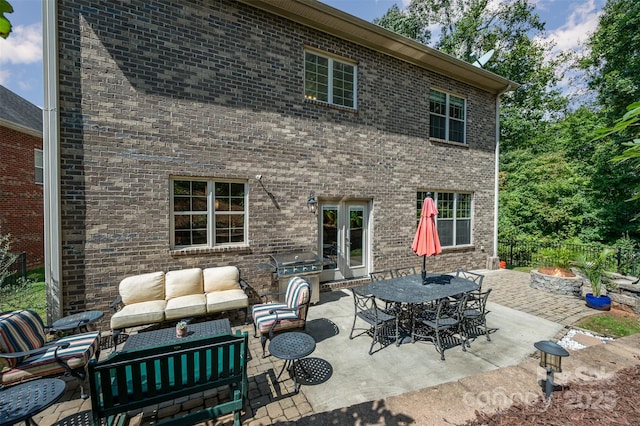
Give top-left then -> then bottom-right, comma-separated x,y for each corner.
305,50 -> 356,109
171,179 -> 247,249
34,149 -> 43,184
417,191 -> 472,247
429,89 -> 466,143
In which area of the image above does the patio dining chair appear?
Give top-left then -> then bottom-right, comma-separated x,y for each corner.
460,288 -> 492,347
412,293 -> 469,360
392,266 -> 417,277
251,276 -> 311,358
369,270 -> 392,282
348,286 -> 397,355
456,269 -> 484,292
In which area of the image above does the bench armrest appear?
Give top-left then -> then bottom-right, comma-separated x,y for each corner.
109,295 -> 123,312
0,342 -> 70,360
239,278 -> 250,291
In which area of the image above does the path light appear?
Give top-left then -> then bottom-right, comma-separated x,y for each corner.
534,340 -> 569,398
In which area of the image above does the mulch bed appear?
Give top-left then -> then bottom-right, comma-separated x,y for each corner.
463,361 -> 640,425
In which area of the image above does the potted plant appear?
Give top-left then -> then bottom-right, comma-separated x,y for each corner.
573,248 -> 614,310
176,320 -> 189,338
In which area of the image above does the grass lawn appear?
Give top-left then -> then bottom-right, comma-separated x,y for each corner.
0,267 -> 47,320
575,310 -> 640,338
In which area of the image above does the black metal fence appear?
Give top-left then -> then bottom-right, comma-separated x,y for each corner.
498,240 -> 640,276
0,252 -> 27,287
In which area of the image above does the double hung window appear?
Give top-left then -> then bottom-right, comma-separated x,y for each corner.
429,89 -> 466,143
304,50 -> 356,108
35,149 -> 43,184
417,191 -> 472,247
171,179 -> 247,248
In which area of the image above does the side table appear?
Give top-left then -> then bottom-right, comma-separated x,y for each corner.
268,332 -> 316,393
0,378 -> 66,426
52,310 -> 104,334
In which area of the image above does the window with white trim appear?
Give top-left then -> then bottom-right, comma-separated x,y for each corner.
34,149 -> 43,184
417,191 -> 472,247
304,50 -> 356,108
171,179 -> 247,248
429,89 -> 466,143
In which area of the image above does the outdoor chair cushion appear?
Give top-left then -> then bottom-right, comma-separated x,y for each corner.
1,331 -> 100,385
0,309 -> 46,367
204,266 -> 241,292
252,303 -> 304,334
119,271 -> 165,305
165,268 -> 204,299
206,289 -> 249,313
110,300 -> 166,330
165,294 -> 207,320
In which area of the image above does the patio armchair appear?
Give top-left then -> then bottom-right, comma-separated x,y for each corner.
460,288 -> 492,347
251,276 -> 311,358
412,294 -> 469,360
348,286 -> 397,355
0,309 -> 101,399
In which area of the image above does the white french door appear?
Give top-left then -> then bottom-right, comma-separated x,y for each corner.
319,200 -> 370,281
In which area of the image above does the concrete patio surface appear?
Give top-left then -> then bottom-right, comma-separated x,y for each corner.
29,269 -> 640,425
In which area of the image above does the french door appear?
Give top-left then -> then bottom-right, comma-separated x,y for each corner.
319,200 -> 370,281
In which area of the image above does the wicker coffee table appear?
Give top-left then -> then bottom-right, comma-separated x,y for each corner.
268,331 -> 316,393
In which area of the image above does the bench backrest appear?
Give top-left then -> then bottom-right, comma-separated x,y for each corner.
89,331 -> 248,425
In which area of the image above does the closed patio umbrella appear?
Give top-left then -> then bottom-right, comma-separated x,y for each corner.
412,195 -> 442,283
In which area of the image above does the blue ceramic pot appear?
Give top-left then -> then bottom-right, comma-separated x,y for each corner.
585,293 -> 611,311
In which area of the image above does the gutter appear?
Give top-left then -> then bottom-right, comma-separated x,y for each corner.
493,84 -> 512,261
42,0 -> 62,321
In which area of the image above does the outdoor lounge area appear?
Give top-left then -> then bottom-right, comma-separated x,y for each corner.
11,268 -> 639,426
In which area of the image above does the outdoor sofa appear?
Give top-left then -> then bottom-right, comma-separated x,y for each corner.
110,266 -> 250,346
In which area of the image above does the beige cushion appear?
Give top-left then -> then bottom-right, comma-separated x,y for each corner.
165,294 -> 207,320
110,300 -> 166,329
206,289 -> 249,313
119,271 -> 165,305
203,266 -> 240,292
165,268 -> 203,300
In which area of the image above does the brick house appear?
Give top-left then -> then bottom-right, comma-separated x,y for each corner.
0,85 -> 44,270
44,0 -> 516,321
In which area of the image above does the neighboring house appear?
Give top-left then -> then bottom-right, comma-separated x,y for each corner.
44,0 -> 516,320
0,85 -> 44,270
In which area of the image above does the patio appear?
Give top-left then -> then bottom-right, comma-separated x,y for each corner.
29,269 -> 618,425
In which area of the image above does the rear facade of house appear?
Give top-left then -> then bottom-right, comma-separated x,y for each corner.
48,0 -> 512,321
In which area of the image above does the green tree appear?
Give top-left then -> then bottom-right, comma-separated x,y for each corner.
579,0 -> 640,121
373,4 -> 430,45
0,0 -> 13,39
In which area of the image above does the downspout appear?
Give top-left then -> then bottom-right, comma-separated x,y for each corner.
493,84 -> 511,263
43,0 -> 62,322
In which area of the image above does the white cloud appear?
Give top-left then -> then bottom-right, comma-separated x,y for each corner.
0,22 -> 42,65
546,0 -> 601,54
0,68 -> 9,85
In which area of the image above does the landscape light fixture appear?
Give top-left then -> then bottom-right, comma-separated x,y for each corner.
534,340 -> 569,398
307,191 -> 318,214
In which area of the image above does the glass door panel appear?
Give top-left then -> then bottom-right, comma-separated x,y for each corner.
348,207 -> 364,268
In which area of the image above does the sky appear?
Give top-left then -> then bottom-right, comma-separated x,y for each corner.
0,0 -> 606,109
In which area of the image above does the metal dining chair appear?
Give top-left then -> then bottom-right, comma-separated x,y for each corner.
412,293 -> 469,360
455,269 -> 484,292
460,288 -> 492,347
369,270 -> 393,281
348,286 -> 398,355
392,266 -> 417,277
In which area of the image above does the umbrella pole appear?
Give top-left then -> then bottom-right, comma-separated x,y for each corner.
421,256 -> 427,284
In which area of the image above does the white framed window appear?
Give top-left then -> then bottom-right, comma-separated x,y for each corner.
429,89 -> 466,143
417,191 -> 472,247
171,179 -> 247,248
34,149 -> 43,184
304,50 -> 357,109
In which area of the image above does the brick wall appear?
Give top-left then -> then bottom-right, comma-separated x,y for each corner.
56,0 -> 498,316
0,124 -> 44,269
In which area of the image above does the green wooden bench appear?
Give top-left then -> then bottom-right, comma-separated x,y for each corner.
88,332 -> 248,426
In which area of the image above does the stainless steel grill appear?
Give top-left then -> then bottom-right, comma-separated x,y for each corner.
268,251 -> 322,304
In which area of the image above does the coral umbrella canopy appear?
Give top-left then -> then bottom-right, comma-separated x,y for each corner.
412,197 -> 442,281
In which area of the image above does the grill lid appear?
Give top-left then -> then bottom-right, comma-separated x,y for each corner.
269,251 -> 322,276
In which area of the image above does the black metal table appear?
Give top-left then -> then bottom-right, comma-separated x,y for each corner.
0,378 -> 66,426
369,273 -> 479,344
268,332 -> 316,393
121,318 -> 231,352
52,310 -> 104,333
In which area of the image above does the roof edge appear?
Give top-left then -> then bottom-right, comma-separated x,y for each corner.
238,0 -> 518,94
1,119 -> 43,138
